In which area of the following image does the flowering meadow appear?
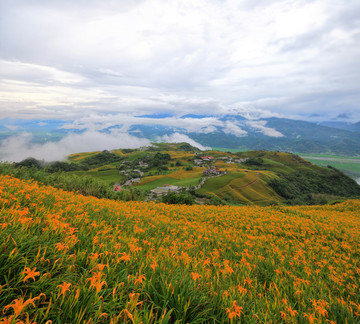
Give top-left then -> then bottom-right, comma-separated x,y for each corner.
0,174 -> 359,323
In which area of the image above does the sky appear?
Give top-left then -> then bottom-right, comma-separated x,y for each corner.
0,0 -> 359,124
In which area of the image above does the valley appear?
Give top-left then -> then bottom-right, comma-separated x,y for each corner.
298,154 -> 360,183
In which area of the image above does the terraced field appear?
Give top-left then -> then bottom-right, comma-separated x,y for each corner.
197,170 -> 281,205
134,168 -> 205,190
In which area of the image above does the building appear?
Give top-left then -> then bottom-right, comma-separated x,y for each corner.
201,156 -> 214,162
151,184 -> 182,195
203,167 -> 222,176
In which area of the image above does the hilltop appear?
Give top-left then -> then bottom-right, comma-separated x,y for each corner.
6,142 -> 360,206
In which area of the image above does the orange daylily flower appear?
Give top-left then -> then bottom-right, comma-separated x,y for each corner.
134,274 -> 146,285
57,282 -> 71,298
120,252 -> 130,262
190,272 -> 201,281
2,174 -> 360,322
287,306 -> 298,317
3,294 -> 44,317
22,267 -> 40,283
150,260 -> 158,271
86,272 -> 107,293
304,313 -> 318,323
226,300 -> 243,320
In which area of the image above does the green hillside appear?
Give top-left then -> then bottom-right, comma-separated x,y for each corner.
4,143 -> 360,206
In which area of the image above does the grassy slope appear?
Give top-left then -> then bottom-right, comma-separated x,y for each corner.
71,169 -> 125,185
1,175 -> 359,323
133,167 -> 205,190
197,171 -> 282,204
68,151 -> 102,161
66,147 -> 360,204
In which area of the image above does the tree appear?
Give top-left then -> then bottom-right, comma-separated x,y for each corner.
161,192 -> 195,205
15,158 -> 43,169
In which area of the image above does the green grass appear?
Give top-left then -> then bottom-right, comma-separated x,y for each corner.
68,151 -> 101,161
124,151 -> 152,161
260,158 -> 294,173
229,174 -> 282,204
197,171 -> 282,205
197,172 -> 244,194
70,169 -> 125,185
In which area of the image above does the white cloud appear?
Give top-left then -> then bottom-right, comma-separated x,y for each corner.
61,114 -> 225,134
0,60 -> 84,84
0,0 -> 359,122
247,120 -> 284,137
0,131 -> 150,162
5,124 -> 22,131
158,133 -> 211,151
223,121 -> 248,137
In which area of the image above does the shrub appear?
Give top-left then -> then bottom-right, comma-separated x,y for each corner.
15,157 -> 44,169
161,192 -> 195,205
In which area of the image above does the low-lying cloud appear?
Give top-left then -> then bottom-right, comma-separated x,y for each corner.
158,133 -> 211,151
0,113 -> 290,162
0,128 -> 212,163
0,131 -> 151,162
247,120 -> 284,137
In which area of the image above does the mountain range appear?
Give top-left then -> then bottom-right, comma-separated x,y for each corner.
129,115 -> 360,155
1,115 -> 360,156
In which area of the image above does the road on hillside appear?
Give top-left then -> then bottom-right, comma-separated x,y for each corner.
302,156 -> 360,163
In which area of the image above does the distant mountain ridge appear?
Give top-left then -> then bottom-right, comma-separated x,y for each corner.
128,115 -> 360,155
1,115 -> 360,155
318,120 -> 360,133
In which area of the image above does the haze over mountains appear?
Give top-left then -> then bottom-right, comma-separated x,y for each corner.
1,113 -> 360,162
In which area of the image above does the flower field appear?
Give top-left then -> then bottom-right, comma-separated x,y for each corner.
0,174 -> 359,323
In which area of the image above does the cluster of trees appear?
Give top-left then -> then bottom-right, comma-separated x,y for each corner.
15,157 -> 84,173
79,152 -> 124,169
117,152 -> 173,175
14,153 -> 125,173
161,191 -> 195,205
269,166 -> 360,205
150,152 -> 171,169
244,157 -> 264,166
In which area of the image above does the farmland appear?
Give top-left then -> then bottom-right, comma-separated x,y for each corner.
197,170 -> 282,205
299,154 -> 360,182
1,174 -> 360,323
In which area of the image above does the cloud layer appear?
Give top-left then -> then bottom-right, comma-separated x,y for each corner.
0,0 -> 359,122
0,131 -> 151,162
0,113 -> 285,162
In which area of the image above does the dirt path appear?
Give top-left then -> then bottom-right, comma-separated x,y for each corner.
237,172 -> 260,189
